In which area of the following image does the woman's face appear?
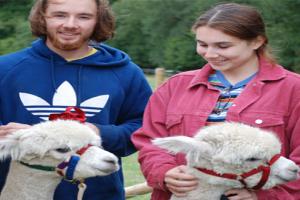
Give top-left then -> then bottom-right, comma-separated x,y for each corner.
196,26 -> 263,75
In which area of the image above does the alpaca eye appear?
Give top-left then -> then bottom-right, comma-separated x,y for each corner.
246,157 -> 261,162
55,147 -> 71,153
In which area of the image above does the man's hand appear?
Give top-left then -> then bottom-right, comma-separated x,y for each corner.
85,122 -> 100,136
164,165 -> 198,197
0,122 -> 31,138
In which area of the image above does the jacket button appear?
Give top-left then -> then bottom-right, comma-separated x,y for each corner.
255,119 -> 263,124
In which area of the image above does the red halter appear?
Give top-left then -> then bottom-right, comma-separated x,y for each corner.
196,154 -> 281,190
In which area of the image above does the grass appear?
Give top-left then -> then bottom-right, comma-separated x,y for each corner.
145,74 -> 156,88
123,153 -> 151,199
122,74 -> 155,199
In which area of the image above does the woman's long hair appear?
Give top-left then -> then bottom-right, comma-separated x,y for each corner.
192,3 -> 276,64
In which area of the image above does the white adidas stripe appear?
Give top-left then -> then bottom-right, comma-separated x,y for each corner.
27,107 -> 101,113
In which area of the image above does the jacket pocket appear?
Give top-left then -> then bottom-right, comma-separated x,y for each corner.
165,114 -> 183,135
165,114 -> 207,136
239,113 -> 284,128
239,113 -> 285,143
184,115 -> 207,137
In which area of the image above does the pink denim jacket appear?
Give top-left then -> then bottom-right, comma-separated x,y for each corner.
132,58 -> 300,200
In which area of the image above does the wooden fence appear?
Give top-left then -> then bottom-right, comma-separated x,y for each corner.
125,182 -> 152,198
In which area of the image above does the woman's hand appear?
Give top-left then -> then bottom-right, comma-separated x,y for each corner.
164,165 -> 198,197
0,122 -> 31,138
225,188 -> 257,200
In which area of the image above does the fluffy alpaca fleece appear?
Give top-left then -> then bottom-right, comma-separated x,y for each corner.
0,120 -> 119,200
153,122 -> 299,200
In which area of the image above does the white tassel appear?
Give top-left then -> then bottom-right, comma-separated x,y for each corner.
77,182 -> 87,200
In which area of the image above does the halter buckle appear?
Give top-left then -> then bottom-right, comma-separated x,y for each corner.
236,175 -> 243,181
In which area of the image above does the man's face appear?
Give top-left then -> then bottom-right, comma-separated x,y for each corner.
44,0 -> 97,51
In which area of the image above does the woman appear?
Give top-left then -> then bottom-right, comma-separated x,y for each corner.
132,3 -> 300,200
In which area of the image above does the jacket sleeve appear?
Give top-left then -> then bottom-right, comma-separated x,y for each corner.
256,100 -> 300,200
131,81 -> 178,191
98,68 -> 152,157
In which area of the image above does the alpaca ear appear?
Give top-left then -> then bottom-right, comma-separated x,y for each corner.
152,136 -> 212,156
0,131 -> 25,160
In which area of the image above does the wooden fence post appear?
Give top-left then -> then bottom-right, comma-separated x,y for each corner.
125,182 -> 153,198
155,67 -> 165,88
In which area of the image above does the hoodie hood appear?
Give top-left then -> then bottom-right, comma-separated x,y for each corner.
27,38 -> 135,103
30,38 -> 130,67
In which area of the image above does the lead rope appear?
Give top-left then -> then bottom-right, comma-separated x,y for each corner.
77,180 -> 87,200
56,155 -> 88,200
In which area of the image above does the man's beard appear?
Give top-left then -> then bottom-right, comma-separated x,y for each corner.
47,32 -> 90,51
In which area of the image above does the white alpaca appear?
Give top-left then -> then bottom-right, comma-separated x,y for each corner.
0,120 -> 119,200
153,122 -> 299,200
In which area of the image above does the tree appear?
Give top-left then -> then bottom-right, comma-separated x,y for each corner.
0,0 -> 33,54
108,0 -> 152,67
110,0 -> 219,70
110,0 -> 300,72
257,0 -> 300,71
0,0 -> 299,72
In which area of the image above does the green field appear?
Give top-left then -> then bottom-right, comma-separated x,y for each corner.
123,153 -> 151,199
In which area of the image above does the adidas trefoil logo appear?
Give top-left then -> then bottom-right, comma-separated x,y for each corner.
19,81 -> 109,121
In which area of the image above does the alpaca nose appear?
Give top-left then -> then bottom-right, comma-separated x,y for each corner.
103,155 -> 119,168
289,165 -> 300,173
104,156 -> 118,165
101,155 -> 119,172
287,165 -> 300,178
291,168 -> 299,174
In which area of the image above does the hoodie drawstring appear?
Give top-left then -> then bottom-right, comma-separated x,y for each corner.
77,65 -> 82,104
50,56 -> 57,93
51,56 -> 82,104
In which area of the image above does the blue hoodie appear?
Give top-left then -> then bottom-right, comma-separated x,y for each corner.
0,39 -> 152,199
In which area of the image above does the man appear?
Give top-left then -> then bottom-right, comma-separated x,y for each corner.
0,0 -> 152,199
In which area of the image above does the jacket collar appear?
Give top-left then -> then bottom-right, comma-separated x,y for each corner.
188,58 -> 286,89
255,58 -> 286,82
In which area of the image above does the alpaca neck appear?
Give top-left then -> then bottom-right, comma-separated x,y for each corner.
0,161 -> 61,200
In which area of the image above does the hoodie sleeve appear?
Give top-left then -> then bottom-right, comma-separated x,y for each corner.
97,66 -> 152,157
